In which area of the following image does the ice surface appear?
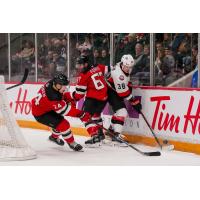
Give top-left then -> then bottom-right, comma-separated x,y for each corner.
0,128 -> 200,166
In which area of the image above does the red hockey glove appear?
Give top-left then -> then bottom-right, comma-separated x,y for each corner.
63,92 -> 76,108
130,98 -> 142,113
72,91 -> 82,101
79,111 -> 92,123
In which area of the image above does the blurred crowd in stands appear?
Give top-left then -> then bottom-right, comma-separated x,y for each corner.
4,33 -> 198,86
155,33 -> 198,86
38,34 -> 68,79
68,33 -> 110,83
11,40 -> 35,74
114,33 -> 198,86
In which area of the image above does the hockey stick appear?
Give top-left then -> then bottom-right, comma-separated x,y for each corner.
140,111 -> 174,151
93,122 -> 161,156
6,68 -> 29,90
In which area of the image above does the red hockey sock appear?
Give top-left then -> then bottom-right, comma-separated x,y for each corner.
51,133 -> 59,138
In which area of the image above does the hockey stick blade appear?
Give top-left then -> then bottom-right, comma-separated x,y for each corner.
6,68 -> 29,90
143,151 -> 161,156
91,121 -> 161,156
94,122 -> 161,156
116,136 -> 161,157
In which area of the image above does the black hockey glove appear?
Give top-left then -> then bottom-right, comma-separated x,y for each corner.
131,98 -> 142,113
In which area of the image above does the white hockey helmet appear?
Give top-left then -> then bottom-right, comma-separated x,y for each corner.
121,54 -> 134,68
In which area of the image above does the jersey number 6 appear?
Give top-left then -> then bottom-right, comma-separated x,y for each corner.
91,73 -> 105,90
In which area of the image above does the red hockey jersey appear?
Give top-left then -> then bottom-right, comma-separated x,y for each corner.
73,64 -> 109,101
32,81 -> 74,117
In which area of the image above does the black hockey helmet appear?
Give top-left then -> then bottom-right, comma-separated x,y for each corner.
76,55 -> 89,64
53,73 -> 69,85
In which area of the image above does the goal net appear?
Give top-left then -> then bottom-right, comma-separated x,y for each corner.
0,76 -> 36,161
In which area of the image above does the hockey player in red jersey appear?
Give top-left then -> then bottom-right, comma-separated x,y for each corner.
72,55 -> 109,146
32,73 -> 91,151
105,54 -> 142,140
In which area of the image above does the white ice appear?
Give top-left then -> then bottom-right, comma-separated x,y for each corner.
1,127 -> 200,165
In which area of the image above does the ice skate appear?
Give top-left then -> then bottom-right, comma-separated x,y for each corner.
49,135 -> 65,146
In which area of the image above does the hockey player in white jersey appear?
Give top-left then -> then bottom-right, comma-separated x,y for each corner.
105,54 -> 142,140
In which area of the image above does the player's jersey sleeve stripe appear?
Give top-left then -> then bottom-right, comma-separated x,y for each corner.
55,103 -> 71,116
60,104 -> 71,116
125,93 -> 133,100
76,87 -> 86,92
55,103 -> 67,114
75,86 -> 87,95
76,88 -> 86,95
76,85 -> 87,90
118,89 -> 133,99
85,123 -> 97,129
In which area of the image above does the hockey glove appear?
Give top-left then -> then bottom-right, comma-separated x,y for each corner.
63,92 -> 77,107
131,98 -> 142,113
72,91 -> 82,101
79,111 -> 92,123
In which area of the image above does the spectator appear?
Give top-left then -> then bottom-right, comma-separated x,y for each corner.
143,44 -> 150,72
52,38 -> 62,55
99,34 -> 109,51
99,49 -> 110,65
136,33 -> 145,44
191,45 -> 198,69
115,37 -> 125,63
160,47 -> 177,85
39,38 -> 52,59
39,50 -> 55,77
130,43 -> 150,85
19,40 -> 34,58
155,49 -> 165,81
171,33 -> 185,52
191,49 -> 198,88
60,38 -> 67,59
11,40 -> 35,73
175,41 -> 191,74
163,47 -> 175,75
156,42 -> 163,53
92,33 -> 107,49
91,49 -> 101,65
76,35 -> 92,53
123,33 -> 136,56
131,43 -> 148,74
144,44 -> 150,55
163,33 -> 172,48
191,64 -> 198,88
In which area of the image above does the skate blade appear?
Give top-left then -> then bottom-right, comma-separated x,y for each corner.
102,140 -> 128,147
74,149 -> 84,152
113,142 -> 128,147
53,145 -> 84,152
48,139 -> 65,146
85,142 -> 102,148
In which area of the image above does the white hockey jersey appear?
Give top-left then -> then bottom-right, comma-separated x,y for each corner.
106,63 -> 133,101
